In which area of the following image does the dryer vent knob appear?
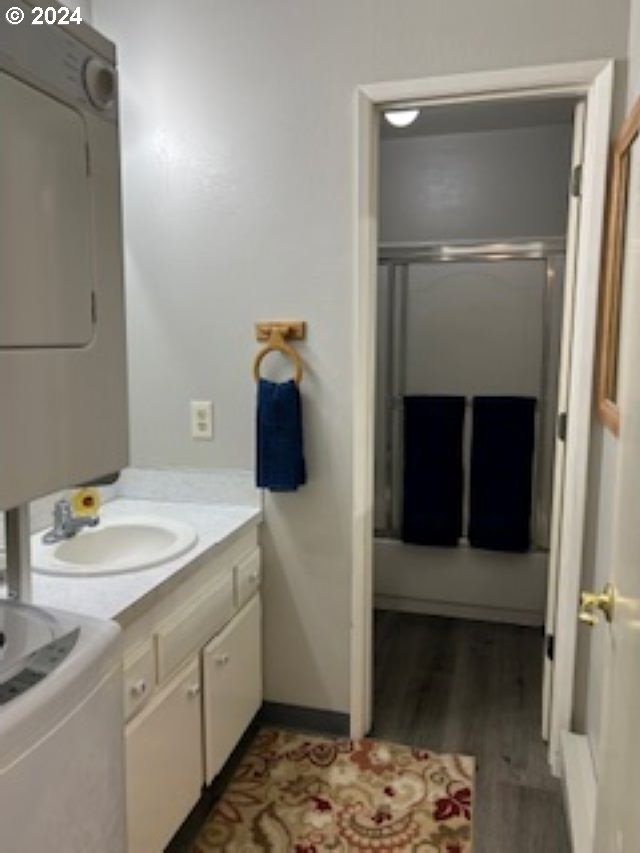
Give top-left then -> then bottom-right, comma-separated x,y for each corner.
84,58 -> 116,110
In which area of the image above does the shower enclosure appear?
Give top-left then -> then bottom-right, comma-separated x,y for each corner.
374,238 -> 566,625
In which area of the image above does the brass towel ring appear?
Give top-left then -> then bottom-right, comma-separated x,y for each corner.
253,324 -> 303,384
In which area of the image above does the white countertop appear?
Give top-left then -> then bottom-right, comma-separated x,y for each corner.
28,499 -> 261,626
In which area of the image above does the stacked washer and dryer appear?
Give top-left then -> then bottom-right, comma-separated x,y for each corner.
0,3 -> 129,850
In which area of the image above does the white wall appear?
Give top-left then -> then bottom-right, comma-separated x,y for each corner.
380,125 -> 573,243
91,0 -> 630,716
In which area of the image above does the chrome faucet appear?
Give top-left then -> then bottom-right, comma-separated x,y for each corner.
42,498 -> 99,544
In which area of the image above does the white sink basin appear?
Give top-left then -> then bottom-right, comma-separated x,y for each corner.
32,516 -> 198,577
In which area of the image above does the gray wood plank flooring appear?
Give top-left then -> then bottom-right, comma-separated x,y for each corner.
372,609 -> 571,853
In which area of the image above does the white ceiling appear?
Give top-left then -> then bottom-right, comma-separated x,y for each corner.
380,97 -> 577,139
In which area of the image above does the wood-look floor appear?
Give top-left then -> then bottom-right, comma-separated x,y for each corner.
372,609 -> 571,853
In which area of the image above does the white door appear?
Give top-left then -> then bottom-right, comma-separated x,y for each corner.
541,100 -> 586,741
592,124 -> 640,853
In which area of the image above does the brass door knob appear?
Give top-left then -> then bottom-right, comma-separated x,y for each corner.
579,583 -> 615,626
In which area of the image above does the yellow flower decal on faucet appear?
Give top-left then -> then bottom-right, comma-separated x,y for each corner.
71,488 -> 101,518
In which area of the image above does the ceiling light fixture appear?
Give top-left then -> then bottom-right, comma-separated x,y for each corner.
384,108 -> 420,128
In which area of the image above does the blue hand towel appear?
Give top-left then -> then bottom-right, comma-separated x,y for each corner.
256,379 -> 307,492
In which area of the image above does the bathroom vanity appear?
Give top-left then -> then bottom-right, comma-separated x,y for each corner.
121,523 -> 261,853
29,496 -> 262,853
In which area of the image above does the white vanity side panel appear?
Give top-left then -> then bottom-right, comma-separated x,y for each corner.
0,665 -> 126,853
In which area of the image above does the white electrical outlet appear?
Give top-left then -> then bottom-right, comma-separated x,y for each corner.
190,400 -> 213,440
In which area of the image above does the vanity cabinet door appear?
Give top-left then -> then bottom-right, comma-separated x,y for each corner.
202,594 -> 262,784
125,655 -> 203,853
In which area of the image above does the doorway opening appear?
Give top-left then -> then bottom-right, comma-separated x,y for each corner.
371,95 -> 579,848
351,60 -> 614,850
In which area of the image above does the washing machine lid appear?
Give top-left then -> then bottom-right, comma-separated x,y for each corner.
0,604 -> 120,769
0,600 -> 79,696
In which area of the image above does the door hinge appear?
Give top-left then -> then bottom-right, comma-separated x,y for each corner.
571,163 -> 583,197
546,634 -> 555,662
91,291 -> 97,324
85,142 -> 91,177
558,412 -> 568,442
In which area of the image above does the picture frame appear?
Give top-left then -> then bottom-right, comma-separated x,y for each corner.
596,97 -> 640,435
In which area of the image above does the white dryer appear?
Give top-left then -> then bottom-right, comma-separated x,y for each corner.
0,4 -> 129,510
0,600 -> 126,853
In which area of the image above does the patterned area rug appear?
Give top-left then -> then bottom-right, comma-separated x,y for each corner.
192,727 -> 474,852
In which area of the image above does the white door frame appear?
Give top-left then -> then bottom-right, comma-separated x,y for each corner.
351,59 -> 614,775
541,99 -> 587,747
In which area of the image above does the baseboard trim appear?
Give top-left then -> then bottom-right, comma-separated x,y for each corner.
560,731 -> 596,853
375,594 -> 544,627
259,702 -> 350,737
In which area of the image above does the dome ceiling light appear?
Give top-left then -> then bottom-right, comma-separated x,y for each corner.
384,108 -> 420,128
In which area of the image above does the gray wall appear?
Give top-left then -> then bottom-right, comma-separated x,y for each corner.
380,125 -> 573,243
92,0 -> 630,715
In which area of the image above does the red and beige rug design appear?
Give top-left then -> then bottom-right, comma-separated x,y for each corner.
192,727 -> 474,852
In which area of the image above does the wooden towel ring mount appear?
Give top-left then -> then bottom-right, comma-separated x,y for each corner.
253,321 -> 306,385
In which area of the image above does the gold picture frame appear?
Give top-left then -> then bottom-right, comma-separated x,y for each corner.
596,97 -> 640,435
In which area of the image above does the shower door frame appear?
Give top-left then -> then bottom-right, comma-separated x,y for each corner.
376,238 -> 566,549
351,59 -> 614,784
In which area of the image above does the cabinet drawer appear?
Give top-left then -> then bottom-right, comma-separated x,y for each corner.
156,570 -> 234,684
123,640 -> 155,722
235,548 -> 261,608
126,656 -> 203,853
202,595 -> 262,784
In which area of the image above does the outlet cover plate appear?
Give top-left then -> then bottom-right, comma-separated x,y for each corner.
190,400 -> 213,440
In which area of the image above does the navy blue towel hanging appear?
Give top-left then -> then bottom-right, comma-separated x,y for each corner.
469,396 -> 536,552
256,379 -> 307,492
402,395 -> 466,547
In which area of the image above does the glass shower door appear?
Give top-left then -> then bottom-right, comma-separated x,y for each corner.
375,253 -> 564,549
